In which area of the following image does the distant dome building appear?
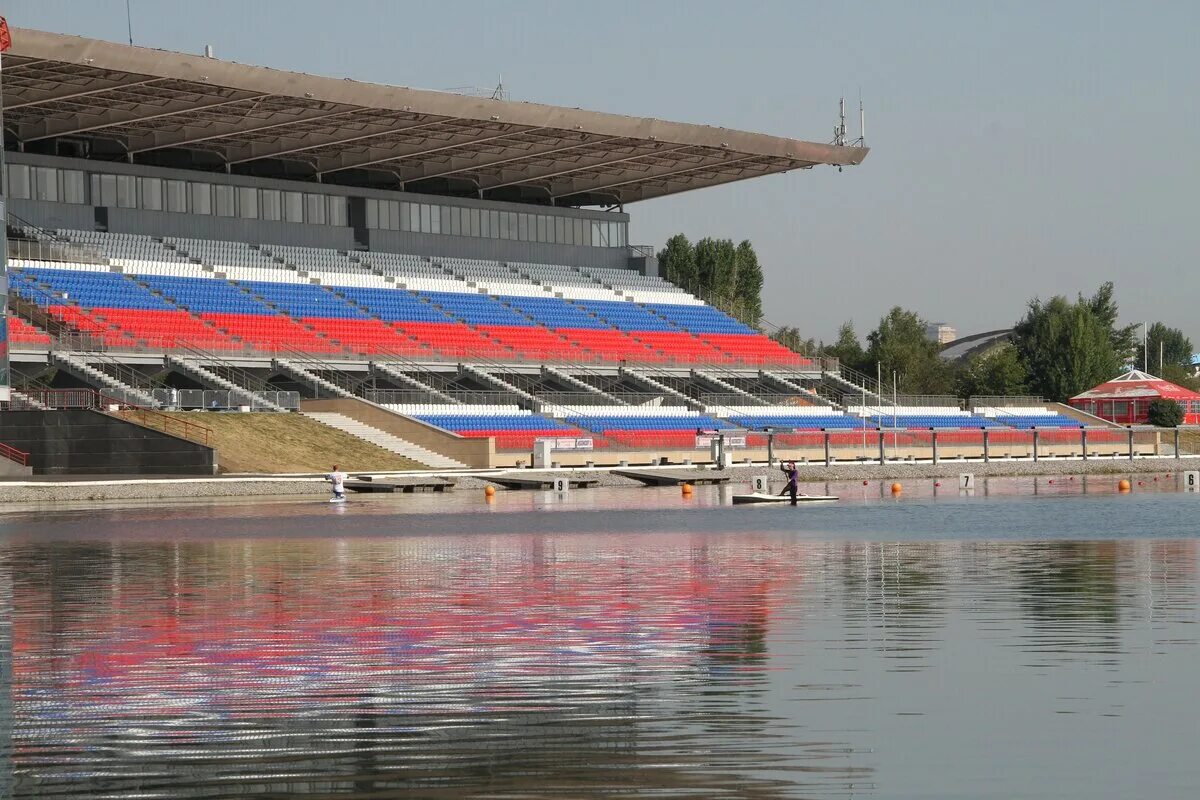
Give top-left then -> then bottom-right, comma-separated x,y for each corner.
1069,370 -> 1200,425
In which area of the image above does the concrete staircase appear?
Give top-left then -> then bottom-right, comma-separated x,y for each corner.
542,365 -> 626,405
693,369 -> 764,405
371,362 -> 460,404
274,359 -> 355,399
460,364 -> 539,410
302,411 -> 466,469
762,370 -> 837,408
166,355 -> 289,412
620,367 -> 702,410
10,390 -> 49,410
50,351 -> 160,407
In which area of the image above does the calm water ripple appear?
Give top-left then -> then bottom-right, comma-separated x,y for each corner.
1,482 -> 1198,798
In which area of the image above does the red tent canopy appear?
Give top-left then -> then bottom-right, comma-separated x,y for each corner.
1070,370 -> 1200,424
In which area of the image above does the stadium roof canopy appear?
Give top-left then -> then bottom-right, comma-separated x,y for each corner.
3,28 -> 869,207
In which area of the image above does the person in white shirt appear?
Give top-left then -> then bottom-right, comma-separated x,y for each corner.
326,465 -> 347,501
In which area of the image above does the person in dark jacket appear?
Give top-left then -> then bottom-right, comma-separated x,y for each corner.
779,460 -> 799,505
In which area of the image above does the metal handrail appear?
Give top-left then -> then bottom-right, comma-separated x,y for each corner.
276,344 -> 362,397
177,342 -> 273,393
15,388 -> 213,446
0,441 -> 30,466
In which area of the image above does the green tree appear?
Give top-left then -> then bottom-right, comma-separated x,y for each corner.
865,307 -> 954,394
660,233 -> 768,328
657,234 -> 696,292
956,342 -> 1029,398
692,238 -> 734,302
1135,322 -> 1193,374
733,240 -> 764,326
1086,282 -> 1139,362
1011,292 -> 1123,402
771,326 -> 815,354
826,322 -> 866,372
1147,397 -> 1185,427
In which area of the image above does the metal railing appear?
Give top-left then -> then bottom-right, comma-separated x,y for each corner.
276,345 -> 364,397
968,396 -> 1047,409
11,389 -> 213,446
365,389 -> 518,407
149,388 -> 300,411
0,441 -> 30,467
177,342 -> 275,393
8,237 -> 109,265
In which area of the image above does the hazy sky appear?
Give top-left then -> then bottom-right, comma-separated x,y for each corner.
7,1 -> 1199,344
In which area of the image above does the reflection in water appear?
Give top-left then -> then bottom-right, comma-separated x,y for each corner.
1,515 -> 1199,798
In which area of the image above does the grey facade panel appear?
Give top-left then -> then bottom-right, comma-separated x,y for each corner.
104,208 -> 356,250
365,230 -> 629,268
9,199 -> 95,232
7,152 -> 628,223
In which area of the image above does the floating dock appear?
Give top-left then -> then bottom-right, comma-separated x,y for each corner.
615,469 -> 731,486
346,476 -> 456,493
486,473 -> 602,490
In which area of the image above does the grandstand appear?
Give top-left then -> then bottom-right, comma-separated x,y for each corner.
1,28 -> 1129,470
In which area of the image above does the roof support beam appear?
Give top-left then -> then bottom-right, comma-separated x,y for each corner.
550,155 -> 767,199
126,105 -> 363,154
485,144 -> 698,191
585,160 -> 802,205
316,126 -> 548,175
19,92 -> 271,142
6,77 -> 162,109
225,116 -> 448,164
402,135 -> 625,183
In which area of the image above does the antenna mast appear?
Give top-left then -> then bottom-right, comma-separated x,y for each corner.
833,97 -> 847,146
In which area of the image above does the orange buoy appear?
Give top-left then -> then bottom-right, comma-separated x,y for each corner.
891,482 -> 903,494
1048,479 -> 1054,484
484,485 -> 496,497
863,480 -> 869,485
1118,479 -> 1131,492
681,483 -> 693,496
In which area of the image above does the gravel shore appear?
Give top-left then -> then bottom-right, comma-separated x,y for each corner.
1,456 -> 1193,505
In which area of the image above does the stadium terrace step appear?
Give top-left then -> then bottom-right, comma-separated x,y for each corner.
760,370 -> 834,408
459,365 -> 540,410
370,362 -> 461,405
165,355 -> 289,412
10,390 -> 50,411
693,369 -> 765,404
301,411 -> 465,469
10,239 -> 814,368
540,365 -> 626,405
273,359 -> 356,400
49,351 -> 160,408
619,368 -> 703,410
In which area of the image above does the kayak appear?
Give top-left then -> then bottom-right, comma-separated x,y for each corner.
731,492 -> 838,505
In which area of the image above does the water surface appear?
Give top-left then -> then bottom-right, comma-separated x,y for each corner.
1,479 -> 1197,798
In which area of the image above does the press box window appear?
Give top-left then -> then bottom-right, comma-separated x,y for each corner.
213,185 -> 236,217
190,182 -> 212,215
327,196 -> 348,226
166,180 -> 188,213
261,190 -> 281,221
5,164 -> 31,199
33,168 -> 59,202
140,178 -> 163,211
61,170 -> 86,204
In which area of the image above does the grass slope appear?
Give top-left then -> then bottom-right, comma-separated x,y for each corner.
154,412 -> 424,473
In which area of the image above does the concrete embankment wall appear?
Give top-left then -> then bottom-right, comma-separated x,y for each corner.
1,457 -> 1196,506
0,410 -> 215,475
